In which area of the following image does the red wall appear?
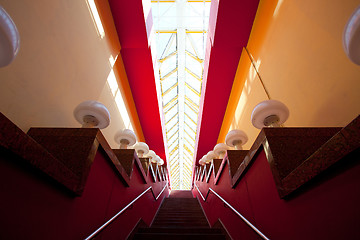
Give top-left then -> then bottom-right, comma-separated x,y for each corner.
0,146 -> 168,240
193,150 -> 360,240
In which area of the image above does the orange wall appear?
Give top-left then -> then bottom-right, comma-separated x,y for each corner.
219,0 -> 360,149
0,0 -> 144,148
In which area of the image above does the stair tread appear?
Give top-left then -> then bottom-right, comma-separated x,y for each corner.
132,197 -> 226,240
133,233 -> 226,240
138,227 -> 220,233
135,233 -> 225,236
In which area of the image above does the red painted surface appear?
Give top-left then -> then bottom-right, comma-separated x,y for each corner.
120,48 -> 166,162
107,0 -> 260,169
0,147 -> 168,239
194,0 -> 260,164
193,150 -> 360,240
108,0 -> 166,162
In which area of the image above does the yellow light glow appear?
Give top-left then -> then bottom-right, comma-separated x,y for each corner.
106,65 -> 133,130
115,91 -> 133,130
87,0 -> 105,38
107,69 -> 118,96
109,55 -> 116,68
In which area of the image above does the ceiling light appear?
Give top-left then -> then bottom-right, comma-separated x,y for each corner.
0,6 -> 20,67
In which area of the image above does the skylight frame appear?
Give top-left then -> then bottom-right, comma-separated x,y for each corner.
152,0 -> 211,190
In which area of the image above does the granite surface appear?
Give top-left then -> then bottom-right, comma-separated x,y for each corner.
27,127 -> 132,193
113,149 -> 148,183
112,149 -> 136,177
212,159 -> 222,177
27,128 -> 101,191
280,116 -> 360,197
0,113 -> 81,194
231,115 -> 359,198
214,157 -> 227,185
0,112 -> 133,195
140,158 -> 150,175
227,150 -> 249,178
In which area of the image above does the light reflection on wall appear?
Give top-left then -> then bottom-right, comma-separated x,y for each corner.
107,56 -> 133,131
87,0 -> 105,38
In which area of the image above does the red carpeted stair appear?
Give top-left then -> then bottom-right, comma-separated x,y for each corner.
132,190 -> 226,239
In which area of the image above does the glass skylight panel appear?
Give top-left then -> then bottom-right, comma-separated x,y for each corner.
185,79 -> 201,95
167,122 -> 178,135
184,128 -> 195,141
156,33 -> 174,56
165,104 -> 177,118
152,0 -> 210,190
160,63 -> 177,79
166,113 -> 178,127
185,60 -> 202,76
161,77 -> 177,92
162,86 -> 177,105
184,105 -> 197,119
185,86 -> 200,102
184,136 -> 195,150
187,33 -> 207,57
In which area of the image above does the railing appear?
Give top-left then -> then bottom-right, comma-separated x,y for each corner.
194,182 -> 270,240
85,182 -> 168,240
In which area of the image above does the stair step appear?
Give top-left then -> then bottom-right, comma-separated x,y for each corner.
153,219 -> 207,223
151,223 -> 209,227
155,216 -> 205,219
133,233 -> 226,240
131,193 -> 226,239
137,227 -> 221,234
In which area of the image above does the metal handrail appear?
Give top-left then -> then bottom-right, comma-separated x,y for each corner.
194,182 -> 270,240
85,182 -> 168,240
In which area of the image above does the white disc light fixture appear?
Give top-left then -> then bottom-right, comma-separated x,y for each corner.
213,143 -> 229,159
251,100 -> 289,129
343,5 -> 360,65
74,100 -> 110,129
114,129 -> 136,149
0,6 -> 20,67
225,129 -> 248,150
158,158 -> 164,166
133,142 -> 149,158
152,155 -> 160,164
146,150 -> 156,163
205,150 -> 216,164
199,156 -> 206,166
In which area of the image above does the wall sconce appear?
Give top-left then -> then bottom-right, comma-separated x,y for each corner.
158,158 -> 164,166
205,150 -> 216,164
225,129 -> 248,150
152,155 -> 161,164
114,129 -> 136,149
251,100 -> 289,129
199,156 -> 206,166
133,142 -> 149,158
213,143 -> 229,159
73,100 -> 110,128
0,6 -> 20,67
343,5 -> 360,65
145,150 -> 156,163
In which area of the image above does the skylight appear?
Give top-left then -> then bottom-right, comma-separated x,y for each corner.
152,0 -> 211,190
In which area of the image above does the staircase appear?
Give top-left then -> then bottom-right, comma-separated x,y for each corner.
132,190 -> 226,239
